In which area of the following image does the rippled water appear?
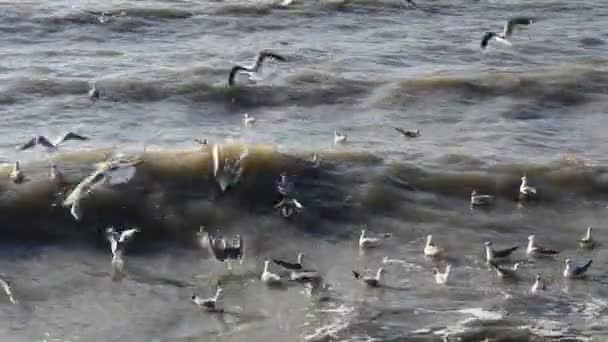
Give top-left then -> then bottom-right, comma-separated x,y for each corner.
1,0 -> 608,341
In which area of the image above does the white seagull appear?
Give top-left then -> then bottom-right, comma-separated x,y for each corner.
352,267 -> 385,287
424,234 -> 444,257
526,235 -> 559,257
563,258 -> 592,279
228,50 -> 287,87
107,226 -> 140,258
359,229 -> 390,249
243,113 -> 256,126
433,264 -> 452,285
192,287 -> 224,312
0,277 -> 16,304
531,274 -> 546,294
519,175 -> 537,200
261,260 -> 282,285
17,132 -> 90,152
485,241 -> 519,263
9,161 -> 24,184
481,17 -> 534,50
333,130 -> 347,144
471,190 -> 493,207
89,82 -> 100,101
578,227 -> 594,249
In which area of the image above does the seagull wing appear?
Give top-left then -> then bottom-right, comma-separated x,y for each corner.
273,259 -> 302,270
118,228 -> 139,243
255,51 -> 287,71
494,246 -> 518,258
0,278 -> 16,304
228,65 -> 248,86
574,260 -> 592,276
504,17 -> 534,37
16,137 -> 37,151
481,32 -> 496,49
352,270 -> 361,280
56,132 -> 90,145
538,246 -> 559,255
394,127 -> 409,137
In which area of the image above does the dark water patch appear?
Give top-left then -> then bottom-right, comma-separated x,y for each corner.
579,37 -> 605,47
212,4 -> 274,16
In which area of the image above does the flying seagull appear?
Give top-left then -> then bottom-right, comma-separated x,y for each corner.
0,277 -> 16,304
394,127 -> 420,138
107,226 -> 140,258
481,17 -> 534,50
17,132 -> 90,151
228,50 -> 287,87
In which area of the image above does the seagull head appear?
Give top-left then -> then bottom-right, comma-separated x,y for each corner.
297,253 -> 304,262
360,229 -> 366,237
471,190 -> 477,197
426,234 -> 433,243
512,262 -> 521,270
565,258 -> 572,265
528,234 -> 535,241
535,274 -> 542,281
484,241 -> 492,247
191,294 -> 198,301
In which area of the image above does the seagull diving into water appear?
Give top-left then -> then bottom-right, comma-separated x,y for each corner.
228,50 -> 287,87
192,287 -> 224,312
526,234 -> 559,257
481,17 -> 534,50
484,241 -> 518,263
17,132 -> 90,152
563,258 -> 592,279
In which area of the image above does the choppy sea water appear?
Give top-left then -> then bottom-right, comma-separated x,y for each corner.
1,0 -> 608,341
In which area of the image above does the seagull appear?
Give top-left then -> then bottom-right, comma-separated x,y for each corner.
50,164 -> 63,183
471,190 -> 493,207
394,127 -> 420,138
531,274 -> 546,294
311,153 -> 320,167
197,226 -> 211,250
194,138 -> 208,146
273,252 -> 304,270
0,277 -> 16,304
276,172 -> 294,196
261,260 -> 282,285
89,82 -> 99,101
352,268 -> 385,287
526,235 -> 559,257
359,229 -> 390,249
563,258 -> 592,279
489,261 -> 521,280
382,256 -> 407,265
213,146 -> 248,192
424,234 -> 444,257
433,264 -> 452,285
70,199 -> 82,221
519,175 -> 537,200
480,17 -> 534,50
192,287 -> 223,312
290,270 -> 322,283
9,161 -> 24,184
17,132 -> 90,151
85,10 -> 126,24
274,197 -> 303,218
485,241 -> 518,263
107,226 -> 140,258
578,227 -> 594,249
243,113 -> 256,126
228,50 -> 287,87
333,130 -> 347,144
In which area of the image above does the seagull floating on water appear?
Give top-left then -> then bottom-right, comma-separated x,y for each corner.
471,190 -> 493,207
526,235 -> 559,257
485,241 -> 518,263
0,277 -> 16,304
394,127 -> 420,138
89,82 -> 100,101
481,17 -> 534,50
353,268 -> 385,287
359,229 -> 391,249
9,161 -> 24,184
433,264 -> 452,285
85,10 -> 126,24
243,113 -> 256,126
563,258 -> 592,279
424,234 -> 444,257
273,252 -> 304,270
107,226 -> 140,258
228,50 -> 287,87
17,132 -> 90,152
333,130 -> 347,144
192,287 -> 224,312
519,175 -> 537,200
578,227 -> 594,249
531,274 -> 546,294
489,261 -> 521,280
261,260 -> 283,285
